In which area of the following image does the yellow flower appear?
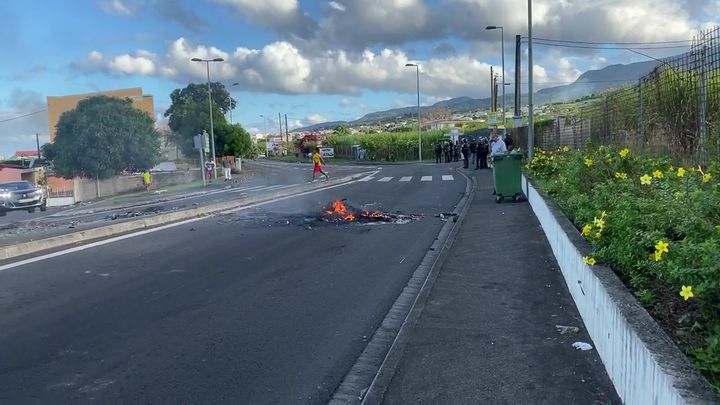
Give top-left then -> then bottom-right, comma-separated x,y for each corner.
615,172 -> 628,180
562,146 -> 571,152
581,224 -> 593,236
593,217 -> 606,230
594,232 -> 602,240
651,251 -> 663,261
582,256 -> 597,266
655,240 -> 669,254
640,174 -> 652,185
653,170 -> 664,179
703,173 -> 712,183
619,148 -> 630,158
677,167 -> 686,177
680,285 -> 694,301
584,159 -> 594,167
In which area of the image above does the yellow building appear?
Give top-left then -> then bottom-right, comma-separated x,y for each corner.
47,87 -> 154,142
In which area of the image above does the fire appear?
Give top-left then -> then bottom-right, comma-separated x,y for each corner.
326,199 -> 356,221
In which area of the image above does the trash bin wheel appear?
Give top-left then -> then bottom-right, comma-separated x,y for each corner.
495,196 -> 503,204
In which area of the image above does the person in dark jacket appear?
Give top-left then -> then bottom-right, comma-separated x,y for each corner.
504,133 -> 514,151
461,140 -> 470,168
476,137 -> 489,169
435,142 -> 442,163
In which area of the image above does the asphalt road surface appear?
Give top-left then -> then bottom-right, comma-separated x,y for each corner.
0,161 -> 370,246
0,163 -> 465,403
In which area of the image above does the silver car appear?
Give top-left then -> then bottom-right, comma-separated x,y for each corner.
0,181 -> 48,216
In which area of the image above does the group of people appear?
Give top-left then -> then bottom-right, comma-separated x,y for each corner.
434,130 -> 515,170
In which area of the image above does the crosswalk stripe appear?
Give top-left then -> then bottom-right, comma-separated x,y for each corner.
442,175 -> 454,181
421,176 -> 432,182
359,176 -> 375,182
378,177 -> 394,182
399,176 -> 412,182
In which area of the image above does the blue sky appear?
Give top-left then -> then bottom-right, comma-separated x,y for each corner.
1,0 -> 717,157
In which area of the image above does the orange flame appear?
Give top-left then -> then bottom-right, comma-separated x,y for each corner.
326,199 -> 356,221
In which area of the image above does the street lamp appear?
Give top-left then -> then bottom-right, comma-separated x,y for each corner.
405,63 -> 422,162
191,57 -> 224,179
527,1 -> 534,160
260,114 -> 269,157
486,25 -> 506,129
229,82 -> 239,124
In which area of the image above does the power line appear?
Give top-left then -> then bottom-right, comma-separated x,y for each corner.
526,36 -> 692,45
0,109 -> 47,123
532,41 -> 690,50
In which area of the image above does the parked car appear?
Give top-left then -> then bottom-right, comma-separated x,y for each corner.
0,181 -> 47,216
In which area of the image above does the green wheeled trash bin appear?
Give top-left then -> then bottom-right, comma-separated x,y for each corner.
492,153 -> 524,203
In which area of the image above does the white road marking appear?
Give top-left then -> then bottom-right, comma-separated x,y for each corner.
378,177 -> 394,182
421,176 -> 432,182
399,176 -> 412,182
0,172 -> 380,272
442,175 -> 454,181
359,176 -> 375,182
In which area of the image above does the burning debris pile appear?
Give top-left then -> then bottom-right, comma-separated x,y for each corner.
322,199 -> 418,224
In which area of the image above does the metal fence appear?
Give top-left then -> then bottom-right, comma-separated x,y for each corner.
519,26 -> 720,165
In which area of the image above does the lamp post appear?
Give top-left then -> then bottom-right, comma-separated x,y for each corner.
527,1 -> 534,160
486,25 -> 505,129
260,114 -> 268,157
405,63 -> 422,162
191,57 -> 224,179
229,82 -> 239,124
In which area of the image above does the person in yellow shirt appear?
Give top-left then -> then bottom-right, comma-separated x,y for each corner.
312,147 -> 329,181
142,170 -> 152,191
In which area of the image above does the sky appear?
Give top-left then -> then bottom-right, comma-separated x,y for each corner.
1,0 -> 718,158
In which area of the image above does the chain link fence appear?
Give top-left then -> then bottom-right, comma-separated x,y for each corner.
517,26 -> 720,165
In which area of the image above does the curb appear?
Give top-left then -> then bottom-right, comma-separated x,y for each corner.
0,173 -> 374,262
521,175 -> 719,405
329,167 -> 476,404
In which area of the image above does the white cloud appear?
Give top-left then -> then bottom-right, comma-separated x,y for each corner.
339,97 -> 353,107
75,38 -> 494,98
328,1 -> 346,12
211,0 -> 316,38
98,0 -> 133,16
307,113 -> 330,124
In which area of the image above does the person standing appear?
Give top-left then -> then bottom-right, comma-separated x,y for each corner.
312,147 -> 329,181
204,160 -> 216,182
222,157 -> 232,181
461,140 -> 470,169
504,132 -> 514,151
476,138 -> 489,169
490,130 -> 508,156
435,142 -> 442,164
142,170 -> 152,191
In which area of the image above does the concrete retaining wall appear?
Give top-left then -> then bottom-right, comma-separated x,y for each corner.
75,171 -> 198,202
521,175 -> 719,405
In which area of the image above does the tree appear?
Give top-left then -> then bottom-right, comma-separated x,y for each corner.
333,125 -> 350,135
49,96 -> 159,179
164,83 -> 236,157
214,123 -> 255,158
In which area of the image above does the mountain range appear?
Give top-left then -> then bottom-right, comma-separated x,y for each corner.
294,60 -> 659,132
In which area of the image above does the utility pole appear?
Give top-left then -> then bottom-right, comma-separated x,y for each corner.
490,66 -> 495,112
515,34 -> 521,123
278,112 -> 283,138
36,133 -> 41,159
284,114 -> 289,143
527,0 -> 535,161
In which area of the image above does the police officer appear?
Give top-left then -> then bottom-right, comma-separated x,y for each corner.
435,142 -> 442,163
461,139 -> 470,168
476,137 -> 489,169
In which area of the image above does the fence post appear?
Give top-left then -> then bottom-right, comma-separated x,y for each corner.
698,43 -> 708,164
638,79 -> 644,142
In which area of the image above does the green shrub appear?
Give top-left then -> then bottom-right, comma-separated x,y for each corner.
529,145 -> 720,388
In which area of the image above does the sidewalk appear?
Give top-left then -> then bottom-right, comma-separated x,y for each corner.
380,169 -> 620,404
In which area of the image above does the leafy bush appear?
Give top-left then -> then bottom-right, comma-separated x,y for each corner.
326,131 -> 446,161
529,146 -> 720,388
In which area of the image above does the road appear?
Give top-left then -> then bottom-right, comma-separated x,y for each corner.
0,161 -> 370,246
0,162 -> 465,403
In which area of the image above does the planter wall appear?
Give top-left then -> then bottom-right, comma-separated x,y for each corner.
522,175 -> 719,405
